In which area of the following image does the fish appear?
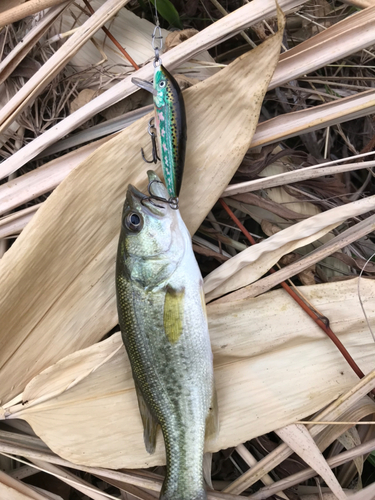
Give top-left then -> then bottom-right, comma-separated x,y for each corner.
132,65 -> 187,200
116,171 -> 217,500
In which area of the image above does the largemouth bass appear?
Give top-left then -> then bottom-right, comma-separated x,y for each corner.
132,65 -> 187,200
116,171 -> 217,500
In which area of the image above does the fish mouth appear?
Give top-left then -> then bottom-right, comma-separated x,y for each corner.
132,77 -> 157,96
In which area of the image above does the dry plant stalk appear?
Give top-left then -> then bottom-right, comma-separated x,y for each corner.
226,214 -> 375,301
3,2 -> 375,195
0,0 -> 70,27
0,2 -> 71,86
270,5 -> 375,90
224,370 -> 375,494
251,88 -> 375,149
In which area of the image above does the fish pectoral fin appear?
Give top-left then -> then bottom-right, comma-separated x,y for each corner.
134,382 -> 159,454
205,385 -> 219,442
163,285 -> 185,343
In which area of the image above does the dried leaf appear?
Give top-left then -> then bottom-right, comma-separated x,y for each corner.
251,89 -> 375,150
204,196 -> 375,302
69,89 -> 101,114
275,424 -> 346,500
3,279 -> 375,468
0,470 -> 56,500
229,214 -> 375,301
224,370 -> 375,495
0,4 -> 69,86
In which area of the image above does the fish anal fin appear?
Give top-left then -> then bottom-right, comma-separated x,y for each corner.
199,285 -> 207,319
164,285 -> 185,343
134,382 -> 159,454
203,452 -> 213,490
205,385 -> 219,442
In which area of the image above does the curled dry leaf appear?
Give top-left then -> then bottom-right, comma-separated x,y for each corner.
228,213 -> 375,301
164,29 -> 199,51
261,219 -> 282,237
204,195 -> 375,302
275,425 -> 347,500
3,279 -> 375,469
0,24 -> 284,405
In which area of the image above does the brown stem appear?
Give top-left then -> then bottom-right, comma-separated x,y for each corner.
82,0 -> 140,70
219,198 -> 369,385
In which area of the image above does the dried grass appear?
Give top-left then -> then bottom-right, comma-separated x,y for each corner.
2,0 -> 375,498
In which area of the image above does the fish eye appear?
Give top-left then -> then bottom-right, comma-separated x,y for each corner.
159,81 -> 166,88
124,212 -> 143,232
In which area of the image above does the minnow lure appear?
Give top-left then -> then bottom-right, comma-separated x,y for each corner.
132,64 -> 187,201
116,171 -> 218,500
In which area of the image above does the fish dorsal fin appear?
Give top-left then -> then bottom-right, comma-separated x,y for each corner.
163,285 -> 185,343
205,385 -> 219,442
134,381 -> 159,454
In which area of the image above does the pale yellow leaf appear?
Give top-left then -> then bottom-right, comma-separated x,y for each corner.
275,424 -> 346,500
4,279 -> 375,469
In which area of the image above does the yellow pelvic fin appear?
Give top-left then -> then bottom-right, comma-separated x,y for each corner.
163,285 -> 185,343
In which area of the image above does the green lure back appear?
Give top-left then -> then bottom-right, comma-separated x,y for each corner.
132,65 -> 187,199
153,65 -> 186,199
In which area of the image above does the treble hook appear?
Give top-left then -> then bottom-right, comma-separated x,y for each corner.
141,180 -> 179,210
141,117 -> 160,164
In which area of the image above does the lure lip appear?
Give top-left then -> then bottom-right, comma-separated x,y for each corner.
132,77 -> 157,96
127,184 -> 145,202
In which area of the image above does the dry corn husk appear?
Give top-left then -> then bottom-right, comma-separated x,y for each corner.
3,279 -> 375,469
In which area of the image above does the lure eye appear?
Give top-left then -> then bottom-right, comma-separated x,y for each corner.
159,81 -> 166,88
124,212 -> 143,232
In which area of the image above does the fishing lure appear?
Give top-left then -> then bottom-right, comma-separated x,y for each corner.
133,63 -> 186,202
